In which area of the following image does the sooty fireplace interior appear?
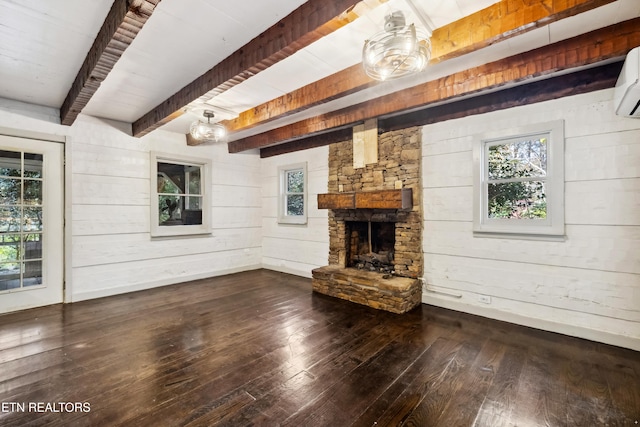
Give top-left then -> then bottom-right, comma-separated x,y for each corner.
346,221 -> 395,273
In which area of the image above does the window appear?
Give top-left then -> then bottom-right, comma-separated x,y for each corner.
473,120 -> 564,238
151,153 -> 210,237
0,150 -> 44,290
278,163 -> 307,225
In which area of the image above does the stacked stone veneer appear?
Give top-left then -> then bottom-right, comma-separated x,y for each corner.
312,126 -> 423,313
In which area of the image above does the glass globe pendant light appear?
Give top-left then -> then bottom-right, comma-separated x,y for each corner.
190,110 -> 227,143
362,11 -> 431,81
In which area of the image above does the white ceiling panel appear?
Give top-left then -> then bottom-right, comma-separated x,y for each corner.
253,50 -> 338,94
304,15 -> 378,72
205,78 -> 285,115
203,0 -> 310,31
454,0 -> 501,18
84,0 -> 309,121
0,0 -> 113,106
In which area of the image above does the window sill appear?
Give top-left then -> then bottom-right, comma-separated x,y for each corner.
151,233 -> 212,241
277,218 -> 308,226
473,230 -> 566,242
150,225 -> 212,239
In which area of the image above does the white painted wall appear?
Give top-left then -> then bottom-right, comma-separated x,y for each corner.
260,147 -> 329,277
2,89 -> 638,351
68,117 -> 264,301
0,100 -> 263,302
421,89 -> 640,351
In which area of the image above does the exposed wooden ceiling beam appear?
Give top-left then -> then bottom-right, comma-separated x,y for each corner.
430,0 -> 616,62
132,0 -> 364,138
260,61 -> 623,158
60,0 -> 161,126
260,127 -> 354,157
228,17 -> 640,153
212,0 -> 615,137
380,62 -> 623,133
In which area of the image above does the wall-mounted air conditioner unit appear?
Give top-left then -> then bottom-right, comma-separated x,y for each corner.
614,46 -> 640,118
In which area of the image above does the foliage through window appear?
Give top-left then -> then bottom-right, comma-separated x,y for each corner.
151,153 -> 210,237
278,163 -> 307,225
0,150 -> 43,291
487,136 -> 547,219
474,121 -> 564,238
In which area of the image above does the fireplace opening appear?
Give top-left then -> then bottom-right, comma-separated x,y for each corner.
346,221 -> 395,273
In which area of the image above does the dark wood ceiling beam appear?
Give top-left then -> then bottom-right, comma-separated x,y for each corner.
132,0 -> 362,137
60,0 -> 161,126
211,0 -> 615,137
260,128 -> 354,157
379,61 -> 623,132
229,17 -> 640,153
259,60 -> 622,158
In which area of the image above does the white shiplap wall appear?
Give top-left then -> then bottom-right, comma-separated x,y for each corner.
260,147 -> 329,277
0,101 -> 263,302
68,116 -> 263,301
421,88 -> 640,351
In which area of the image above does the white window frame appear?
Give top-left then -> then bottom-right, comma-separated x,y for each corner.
150,152 -> 211,237
473,120 -> 565,239
278,162 -> 307,225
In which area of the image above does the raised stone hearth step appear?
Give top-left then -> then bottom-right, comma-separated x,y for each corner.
312,265 -> 421,314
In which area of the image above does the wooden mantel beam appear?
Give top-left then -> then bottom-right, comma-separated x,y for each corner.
60,0 -> 161,126
132,0 -> 364,138
228,18 -> 640,153
209,0 -> 615,138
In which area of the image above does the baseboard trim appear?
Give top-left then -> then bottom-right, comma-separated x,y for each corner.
423,294 -> 640,352
71,264 -> 262,302
261,264 -> 313,278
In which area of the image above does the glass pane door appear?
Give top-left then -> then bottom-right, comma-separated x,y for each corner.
0,136 -> 63,314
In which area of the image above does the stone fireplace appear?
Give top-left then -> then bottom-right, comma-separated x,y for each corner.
312,127 -> 423,314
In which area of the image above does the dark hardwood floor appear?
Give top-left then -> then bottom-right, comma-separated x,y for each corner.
0,269 -> 638,426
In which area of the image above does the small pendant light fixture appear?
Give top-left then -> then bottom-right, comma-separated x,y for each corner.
190,110 -> 227,143
362,10 -> 431,81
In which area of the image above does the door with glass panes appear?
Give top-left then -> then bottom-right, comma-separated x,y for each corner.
0,135 -> 63,314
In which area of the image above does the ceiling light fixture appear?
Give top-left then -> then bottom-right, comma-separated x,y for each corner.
190,110 -> 227,143
362,10 -> 431,81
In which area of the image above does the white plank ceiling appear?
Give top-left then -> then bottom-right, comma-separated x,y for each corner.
0,0 -> 638,139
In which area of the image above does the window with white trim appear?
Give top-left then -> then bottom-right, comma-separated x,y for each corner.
151,152 -> 211,237
473,120 -> 565,238
278,163 -> 307,225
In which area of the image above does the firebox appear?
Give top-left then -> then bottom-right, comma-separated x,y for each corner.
346,221 -> 395,273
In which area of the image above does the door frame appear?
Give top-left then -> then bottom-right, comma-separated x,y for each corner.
0,126 -> 69,310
